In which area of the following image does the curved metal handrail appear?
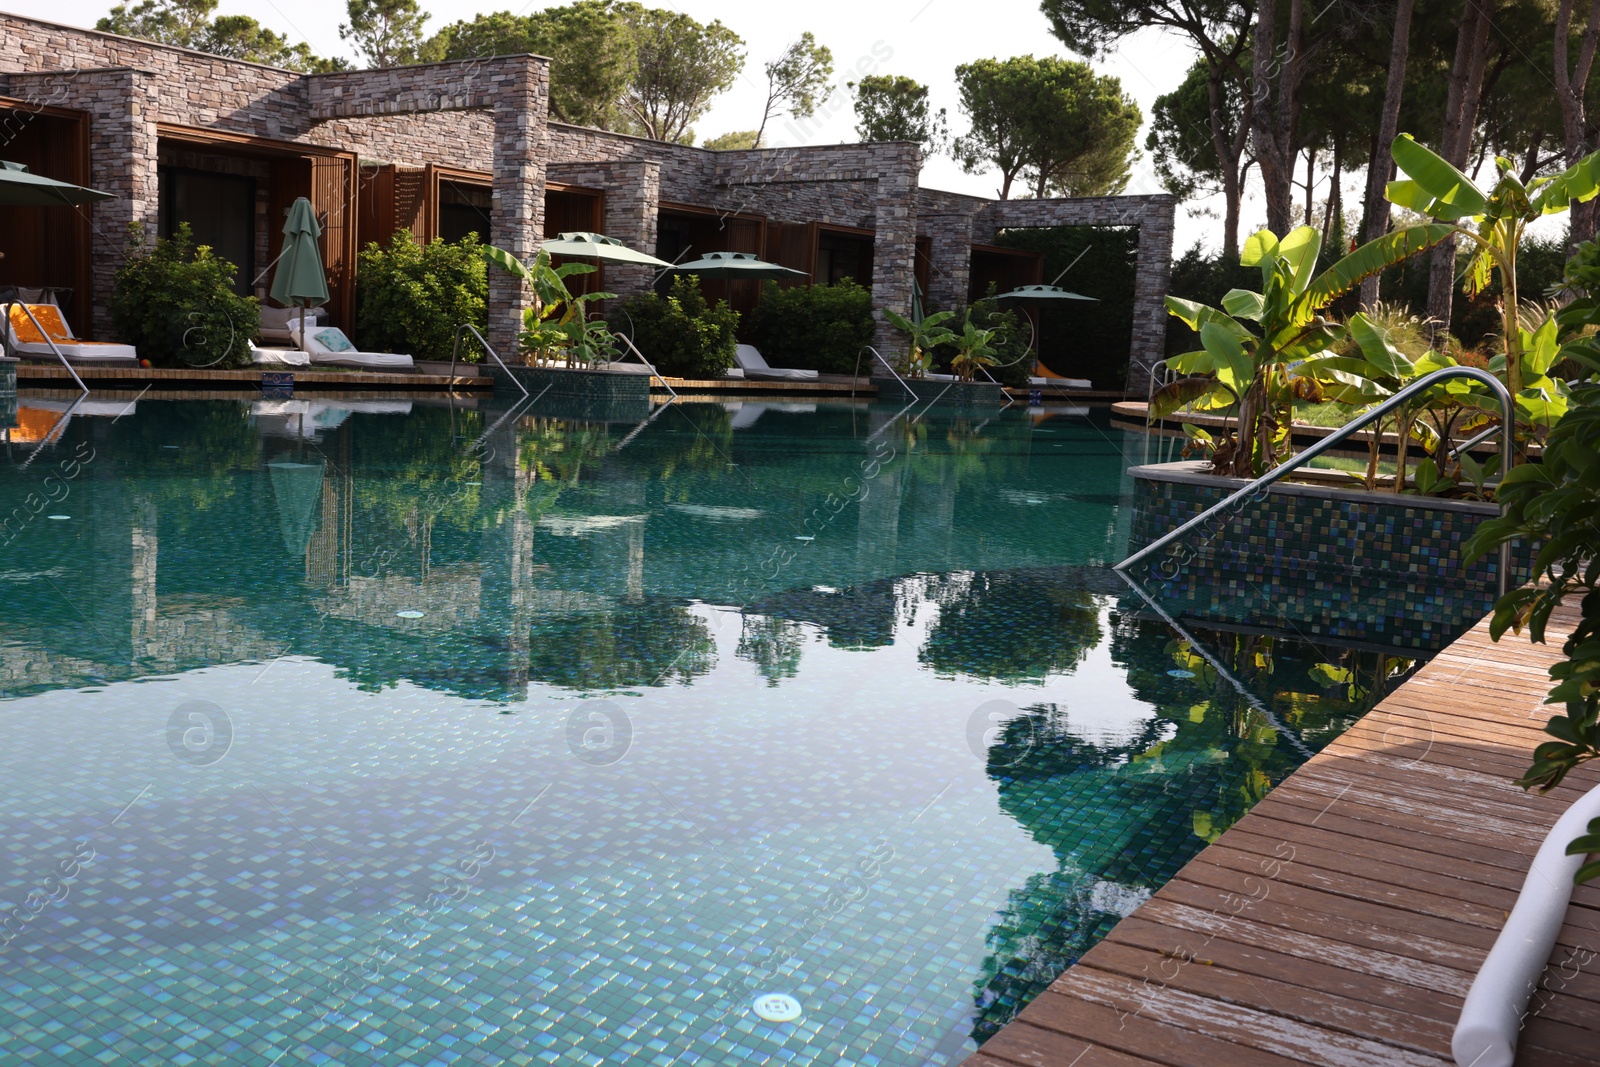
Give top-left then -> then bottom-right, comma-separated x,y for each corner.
1115,366 -> 1517,598
450,323 -> 529,399
611,331 -> 677,401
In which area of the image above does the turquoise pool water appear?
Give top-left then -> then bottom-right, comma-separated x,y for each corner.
0,396 -> 1424,1065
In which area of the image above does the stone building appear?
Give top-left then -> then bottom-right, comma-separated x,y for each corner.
0,12 -> 1175,386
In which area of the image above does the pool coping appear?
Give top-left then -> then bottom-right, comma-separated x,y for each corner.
962,600 -> 1600,1067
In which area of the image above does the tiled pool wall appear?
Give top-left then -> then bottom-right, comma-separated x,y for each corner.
872,376 -> 1007,409
1127,462 -> 1531,650
493,363 -> 652,407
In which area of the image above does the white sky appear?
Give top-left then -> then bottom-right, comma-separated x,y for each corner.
15,0 -> 1269,251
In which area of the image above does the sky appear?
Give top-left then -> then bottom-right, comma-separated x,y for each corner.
15,0 -> 1254,251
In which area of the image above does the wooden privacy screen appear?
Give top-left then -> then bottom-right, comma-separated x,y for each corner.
358,164 -> 427,250
0,100 -> 93,325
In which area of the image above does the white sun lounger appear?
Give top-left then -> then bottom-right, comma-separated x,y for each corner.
288,321 -> 414,371
251,346 -> 312,368
1030,375 -> 1093,390
5,303 -> 137,363
732,344 -> 819,381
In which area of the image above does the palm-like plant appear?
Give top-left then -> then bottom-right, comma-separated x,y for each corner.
951,319 -> 999,382
1155,223 -> 1452,477
883,308 -> 956,379
484,246 -> 618,367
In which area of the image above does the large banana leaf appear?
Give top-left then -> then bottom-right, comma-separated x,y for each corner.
1347,312 -> 1415,380
1302,224 -> 1454,310
1150,376 -> 1234,418
1531,148 -> 1600,215
1525,315 -> 1562,377
1200,321 -> 1253,395
1278,225 -> 1322,295
1389,134 -> 1489,220
483,244 -> 534,282
1221,288 -> 1265,321
1165,296 -> 1254,342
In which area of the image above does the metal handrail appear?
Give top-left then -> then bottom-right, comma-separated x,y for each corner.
1115,366 -> 1516,598
859,345 -> 910,389
450,324 -> 529,399
5,301 -> 89,394
611,332 -> 677,401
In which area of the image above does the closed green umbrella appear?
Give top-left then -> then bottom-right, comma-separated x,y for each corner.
540,231 -> 676,269
270,198 -> 329,347
669,252 -> 808,281
0,161 -> 114,206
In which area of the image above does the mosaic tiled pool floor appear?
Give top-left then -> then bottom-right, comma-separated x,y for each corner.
0,399 -> 1449,1064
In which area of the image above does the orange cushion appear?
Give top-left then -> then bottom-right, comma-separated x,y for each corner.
8,303 -> 72,345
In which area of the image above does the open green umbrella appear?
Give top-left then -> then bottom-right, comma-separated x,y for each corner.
0,161 -> 114,207
669,251 -> 808,281
995,284 -> 1098,302
540,231 -> 676,269
270,198 -> 329,346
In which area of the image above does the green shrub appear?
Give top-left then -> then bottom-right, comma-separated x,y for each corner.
618,277 -> 739,377
932,288 -> 1033,387
109,223 -> 259,369
355,231 -> 487,362
745,279 -> 875,374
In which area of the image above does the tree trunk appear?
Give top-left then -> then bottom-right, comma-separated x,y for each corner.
1323,138 -> 1343,246
1206,60 -> 1251,259
1426,0 -> 1495,338
1251,0 -> 1307,234
1304,146 -> 1317,225
1555,0 -> 1600,251
1359,0 -> 1416,308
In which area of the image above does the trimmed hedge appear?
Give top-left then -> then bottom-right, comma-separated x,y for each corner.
744,279 -> 875,374
356,231 -> 487,362
619,276 -> 739,377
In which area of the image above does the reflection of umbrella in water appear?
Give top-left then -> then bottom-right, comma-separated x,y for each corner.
668,252 -> 808,281
268,459 -> 325,556
995,285 -> 1099,384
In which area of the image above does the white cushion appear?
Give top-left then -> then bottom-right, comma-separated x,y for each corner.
732,344 -> 817,381
1030,376 -> 1092,390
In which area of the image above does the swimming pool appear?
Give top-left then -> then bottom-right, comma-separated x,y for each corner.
0,396 -> 1432,1065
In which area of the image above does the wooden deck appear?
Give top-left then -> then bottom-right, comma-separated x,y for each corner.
965,603 -> 1600,1067
16,363 -> 493,390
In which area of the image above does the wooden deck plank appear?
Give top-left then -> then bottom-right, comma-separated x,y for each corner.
960,604 -> 1600,1066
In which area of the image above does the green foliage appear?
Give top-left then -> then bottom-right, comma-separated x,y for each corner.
743,279 -> 875,374
1467,384 -> 1600,881
340,0 -> 428,67
1146,55 -> 1245,203
617,4 -> 745,143
484,245 -> 618,366
701,130 -> 760,150
419,2 -> 636,128
356,231 -> 487,362
931,289 -> 1032,387
849,74 -> 949,160
619,276 -> 739,376
883,308 -> 957,378
954,55 -> 1141,198
755,32 -> 834,147
996,224 -> 1139,388
109,223 -> 259,369
98,0 -> 344,70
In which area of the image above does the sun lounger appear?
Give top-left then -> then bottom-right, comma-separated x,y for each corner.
5,303 -> 137,363
259,306 -> 327,345
732,344 -> 818,381
288,322 -> 414,371
1029,375 -> 1092,390
252,346 -> 311,368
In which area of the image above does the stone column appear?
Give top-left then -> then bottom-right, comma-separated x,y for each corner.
489,59 -> 549,361
869,144 -> 920,362
601,160 -> 661,300
922,212 -> 972,313
1128,197 -> 1177,394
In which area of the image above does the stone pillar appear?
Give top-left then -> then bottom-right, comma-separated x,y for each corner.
870,144 -> 920,362
1128,198 -> 1177,394
489,60 -> 549,361
601,160 -> 661,300
922,212 -> 972,313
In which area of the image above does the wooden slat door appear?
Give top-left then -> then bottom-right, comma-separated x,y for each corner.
310,154 -> 358,329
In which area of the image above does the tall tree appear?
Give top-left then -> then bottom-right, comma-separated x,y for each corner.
616,5 -> 744,143
1425,0 -> 1497,330
1146,53 -> 1252,255
1358,0 -> 1416,307
955,55 -> 1139,199
341,0 -> 428,68
850,74 -> 950,160
1555,0 -> 1600,249
754,32 -> 834,147
1042,0 -> 1254,246
1248,0 -> 1316,233
420,2 -> 636,129
99,0 -> 342,70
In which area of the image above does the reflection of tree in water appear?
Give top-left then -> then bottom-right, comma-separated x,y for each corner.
920,572 -> 1102,682
735,614 -> 805,686
744,580 -> 897,650
525,600 -> 715,690
971,616 -> 1419,1045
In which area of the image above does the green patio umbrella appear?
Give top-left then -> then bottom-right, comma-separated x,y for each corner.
668,251 -> 808,281
995,284 -> 1099,302
0,161 -> 114,206
539,231 -> 676,269
270,197 -> 329,347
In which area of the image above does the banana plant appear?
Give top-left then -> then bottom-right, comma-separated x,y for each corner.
883,308 -> 956,379
1156,222 -> 1452,477
1385,134 -> 1600,437
950,319 -> 999,382
484,245 -> 617,367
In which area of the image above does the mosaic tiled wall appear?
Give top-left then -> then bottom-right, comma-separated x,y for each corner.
1127,466 -> 1532,650
873,376 -> 1006,409
0,360 -> 15,431
496,365 -> 651,414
